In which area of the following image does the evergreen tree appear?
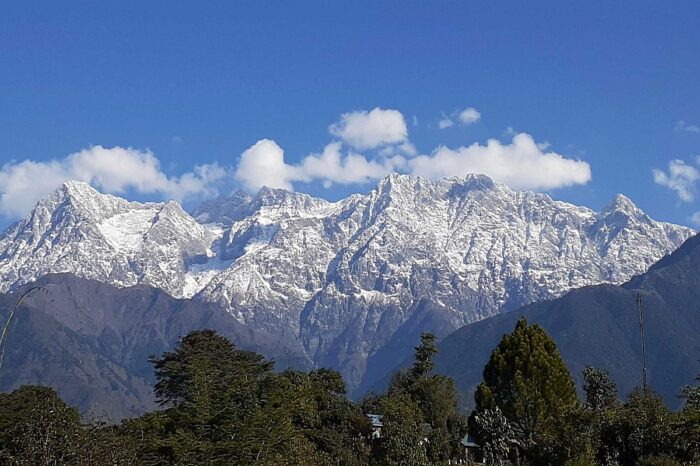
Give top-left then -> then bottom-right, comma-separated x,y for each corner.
0,386 -> 83,465
474,317 -> 578,448
382,332 -> 467,463
373,392 -> 430,466
583,366 -> 618,411
410,332 -> 438,379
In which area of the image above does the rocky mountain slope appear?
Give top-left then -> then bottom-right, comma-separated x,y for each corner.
0,274 -> 309,421
433,232 -> 700,409
0,175 -> 692,392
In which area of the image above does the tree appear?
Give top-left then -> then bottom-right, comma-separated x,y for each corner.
410,332 -> 438,379
373,392 -> 430,466
382,333 -> 467,463
680,372 -> 700,411
583,366 -> 618,411
0,386 -> 83,465
473,407 -> 514,466
474,317 -> 578,448
303,369 -> 371,465
146,329 -> 307,464
596,388 -> 676,466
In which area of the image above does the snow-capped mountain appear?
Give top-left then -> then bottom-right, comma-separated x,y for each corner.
0,181 -> 217,298
0,175 -> 692,392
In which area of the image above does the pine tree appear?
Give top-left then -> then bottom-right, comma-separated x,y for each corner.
474,317 -> 578,447
382,332 -> 467,463
410,332 -> 438,379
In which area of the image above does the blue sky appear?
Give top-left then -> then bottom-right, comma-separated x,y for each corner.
1,1 -> 700,227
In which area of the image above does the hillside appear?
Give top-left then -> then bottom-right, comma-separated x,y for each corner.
0,274 -> 309,421
434,233 -> 700,408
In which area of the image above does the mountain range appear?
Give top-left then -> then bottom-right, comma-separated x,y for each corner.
434,232 -> 700,409
0,273 -> 309,421
0,174 -> 693,394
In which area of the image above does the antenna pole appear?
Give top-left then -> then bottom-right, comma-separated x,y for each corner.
636,292 -> 648,392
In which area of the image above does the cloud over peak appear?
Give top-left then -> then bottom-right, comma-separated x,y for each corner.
0,106 -> 595,219
0,146 -> 226,218
234,139 -> 403,192
329,107 -> 408,149
409,132 -> 591,190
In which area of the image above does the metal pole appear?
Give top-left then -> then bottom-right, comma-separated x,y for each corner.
0,286 -> 45,372
636,292 -> 648,392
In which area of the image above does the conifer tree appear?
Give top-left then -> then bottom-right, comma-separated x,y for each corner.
474,317 -> 578,446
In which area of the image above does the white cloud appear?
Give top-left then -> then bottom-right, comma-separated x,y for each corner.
234,139 -> 299,191
675,120 -> 700,134
0,146 -> 227,218
234,139 -> 404,192
329,107 -> 408,149
438,118 -> 454,129
652,159 -> 700,202
458,107 -> 481,125
300,142 -> 404,187
690,211 -> 700,227
408,132 -> 591,190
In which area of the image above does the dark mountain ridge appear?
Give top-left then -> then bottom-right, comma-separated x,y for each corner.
433,232 -> 700,409
0,273 -> 310,421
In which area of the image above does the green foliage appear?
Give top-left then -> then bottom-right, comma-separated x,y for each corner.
0,385 -> 83,465
596,388 -> 677,466
381,332 -> 467,463
583,366 -> 618,411
474,317 -> 578,449
372,392 -> 429,466
681,373 -> 700,411
535,405 -> 595,466
140,329 -> 372,465
473,407 -> 514,466
2,329 -> 698,466
410,332 -> 438,379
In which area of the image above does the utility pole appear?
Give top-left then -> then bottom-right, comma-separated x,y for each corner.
636,292 -> 648,392
0,286 -> 46,372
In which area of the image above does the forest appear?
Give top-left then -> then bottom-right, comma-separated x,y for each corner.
0,319 -> 698,465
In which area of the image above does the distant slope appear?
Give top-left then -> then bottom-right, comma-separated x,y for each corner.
0,274 -> 310,421
434,233 -> 700,409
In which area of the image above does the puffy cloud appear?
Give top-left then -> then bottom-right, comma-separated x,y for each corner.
234,139 -> 299,191
300,142 -> 404,188
675,120 -> 700,134
0,146 -> 227,218
690,211 -> 700,227
438,118 -> 454,129
236,132 -> 590,193
408,133 -> 591,190
234,139 -> 404,192
458,107 -> 481,125
652,159 -> 700,202
439,107 -> 480,129
329,107 -> 408,149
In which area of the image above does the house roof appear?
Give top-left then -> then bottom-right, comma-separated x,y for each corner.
460,434 -> 480,448
366,413 -> 383,428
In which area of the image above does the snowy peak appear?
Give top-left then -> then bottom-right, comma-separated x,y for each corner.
0,175 -> 694,392
601,193 -> 644,218
0,182 -> 214,298
193,190 -> 252,226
